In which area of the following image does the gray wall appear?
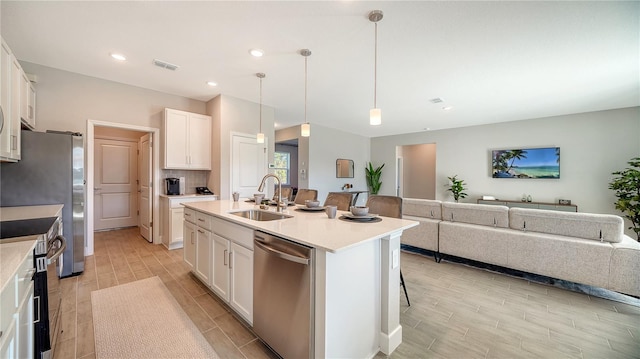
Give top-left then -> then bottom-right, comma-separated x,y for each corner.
371,107 -> 640,228
308,124 -> 371,205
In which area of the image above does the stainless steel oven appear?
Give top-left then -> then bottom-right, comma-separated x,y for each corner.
0,216 -> 65,359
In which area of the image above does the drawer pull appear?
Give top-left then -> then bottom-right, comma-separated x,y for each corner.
224,249 -> 228,266
185,213 -> 192,216
197,229 -> 205,234
198,218 -> 205,222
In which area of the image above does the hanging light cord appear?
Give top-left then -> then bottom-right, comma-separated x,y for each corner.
304,55 -> 308,124
374,21 -> 378,109
259,76 -> 263,132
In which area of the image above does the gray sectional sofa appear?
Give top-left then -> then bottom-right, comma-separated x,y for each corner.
401,199 -> 640,297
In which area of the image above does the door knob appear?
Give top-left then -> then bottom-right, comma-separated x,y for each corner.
94,187 -> 102,190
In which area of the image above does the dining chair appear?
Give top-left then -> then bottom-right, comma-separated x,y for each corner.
323,192 -> 353,211
273,187 -> 293,202
366,195 -> 410,306
293,189 -> 318,205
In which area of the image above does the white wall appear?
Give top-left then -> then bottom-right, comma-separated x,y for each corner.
21,62 -> 206,133
207,95 -> 275,199
371,107 -> 640,222
308,124 -> 371,205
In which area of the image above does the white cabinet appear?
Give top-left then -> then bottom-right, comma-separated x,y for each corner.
163,108 -> 211,170
182,210 -> 254,324
183,220 -> 196,271
229,241 -> 253,322
20,71 -> 35,130
211,233 -> 230,301
161,195 -> 218,250
195,227 -> 212,285
0,38 -> 21,162
0,243 -> 35,358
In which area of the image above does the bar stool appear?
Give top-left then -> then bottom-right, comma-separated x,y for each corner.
324,192 -> 353,211
293,189 -> 318,205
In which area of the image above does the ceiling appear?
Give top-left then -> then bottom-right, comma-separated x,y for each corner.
1,1 -> 638,138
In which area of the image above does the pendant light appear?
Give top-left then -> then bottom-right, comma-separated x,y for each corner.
256,72 -> 265,143
369,10 -> 383,126
300,49 -> 311,137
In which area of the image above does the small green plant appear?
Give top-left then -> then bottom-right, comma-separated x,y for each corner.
609,157 -> 640,241
446,175 -> 468,202
365,162 -> 385,195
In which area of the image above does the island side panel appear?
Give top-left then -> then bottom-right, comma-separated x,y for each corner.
316,240 -> 382,358
380,230 -> 403,354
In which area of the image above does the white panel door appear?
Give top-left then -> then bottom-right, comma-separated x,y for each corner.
231,134 -> 267,199
94,138 -> 138,230
138,133 -> 152,242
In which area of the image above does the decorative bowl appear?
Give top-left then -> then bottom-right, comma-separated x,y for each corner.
350,206 -> 369,216
305,200 -> 320,208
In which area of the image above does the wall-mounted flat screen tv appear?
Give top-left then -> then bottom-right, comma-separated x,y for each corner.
492,147 -> 560,179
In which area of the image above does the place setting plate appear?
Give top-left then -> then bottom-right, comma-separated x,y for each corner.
339,213 -> 382,223
295,205 -> 326,212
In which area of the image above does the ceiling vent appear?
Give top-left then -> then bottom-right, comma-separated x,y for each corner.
153,59 -> 179,71
429,97 -> 444,104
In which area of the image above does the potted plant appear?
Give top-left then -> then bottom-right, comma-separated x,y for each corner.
365,162 -> 384,195
446,175 -> 468,202
609,157 -> 640,241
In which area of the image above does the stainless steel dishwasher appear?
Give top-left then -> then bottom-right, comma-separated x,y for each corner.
254,231 -> 314,358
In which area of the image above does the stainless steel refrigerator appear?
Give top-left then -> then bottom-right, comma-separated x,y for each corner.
0,130 -> 85,277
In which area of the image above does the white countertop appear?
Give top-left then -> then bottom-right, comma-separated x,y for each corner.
183,200 -> 418,253
0,240 -> 36,293
159,194 -> 218,199
0,204 -> 64,221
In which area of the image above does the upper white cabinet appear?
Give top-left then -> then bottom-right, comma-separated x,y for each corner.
162,108 -> 211,170
20,71 -> 35,130
0,37 -> 33,162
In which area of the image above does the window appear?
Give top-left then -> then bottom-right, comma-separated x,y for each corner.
274,151 -> 290,185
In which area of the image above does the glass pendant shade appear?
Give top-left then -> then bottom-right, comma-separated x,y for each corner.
370,108 -> 382,126
301,123 -> 311,137
256,132 -> 265,143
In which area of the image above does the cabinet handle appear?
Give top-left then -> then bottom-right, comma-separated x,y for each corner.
185,213 -> 191,217
197,229 -> 204,234
34,296 -> 41,324
229,251 -> 233,269
197,218 -> 204,222
191,232 -> 194,244
11,135 -> 17,150
224,249 -> 228,266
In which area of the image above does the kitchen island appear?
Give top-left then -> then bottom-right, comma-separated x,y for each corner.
182,199 -> 418,358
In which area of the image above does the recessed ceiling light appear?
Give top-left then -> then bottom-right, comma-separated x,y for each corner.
110,53 -> 126,61
249,49 -> 264,57
207,81 -> 217,87
442,106 -> 454,111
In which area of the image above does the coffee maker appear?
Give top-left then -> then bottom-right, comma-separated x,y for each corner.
165,178 -> 180,195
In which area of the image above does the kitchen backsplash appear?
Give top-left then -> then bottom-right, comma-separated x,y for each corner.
162,170 -> 209,194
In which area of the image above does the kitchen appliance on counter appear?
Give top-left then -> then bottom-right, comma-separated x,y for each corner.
253,231 -> 315,358
165,177 -> 180,195
0,130 -> 85,278
0,215 -> 66,359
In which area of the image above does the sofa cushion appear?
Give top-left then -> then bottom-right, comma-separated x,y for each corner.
608,235 -> 640,297
401,216 -> 439,251
403,199 -> 442,219
509,208 -> 624,243
507,230 -> 613,289
441,202 -> 509,228
439,222 -> 511,267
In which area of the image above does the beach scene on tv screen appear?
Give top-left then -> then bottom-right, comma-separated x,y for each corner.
492,147 -> 560,179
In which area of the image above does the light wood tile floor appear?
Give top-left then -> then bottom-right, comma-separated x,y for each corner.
56,228 -> 639,359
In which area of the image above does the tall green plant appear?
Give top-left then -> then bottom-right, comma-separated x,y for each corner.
446,175 -> 468,202
609,157 -> 640,241
365,162 -> 384,195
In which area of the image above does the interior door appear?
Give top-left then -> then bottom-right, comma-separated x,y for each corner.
231,134 -> 267,198
138,133 -> 152,242
94,138 -> 138,230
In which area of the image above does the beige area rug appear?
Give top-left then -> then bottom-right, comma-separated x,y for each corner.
91,276 -> 219,359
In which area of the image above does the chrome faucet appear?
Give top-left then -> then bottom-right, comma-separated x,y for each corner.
258,174 -> 285,212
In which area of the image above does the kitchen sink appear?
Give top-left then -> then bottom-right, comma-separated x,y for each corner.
229,210 -> 293,221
